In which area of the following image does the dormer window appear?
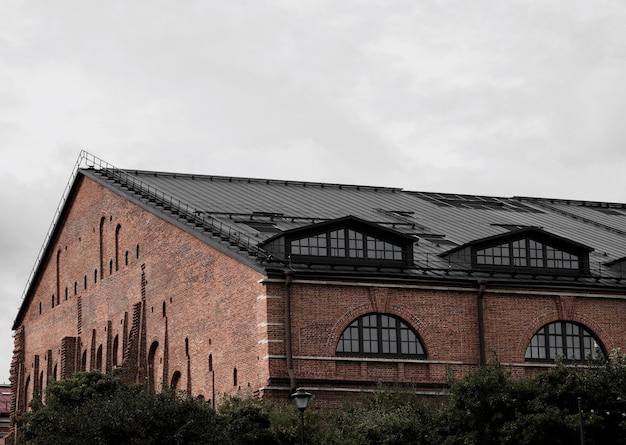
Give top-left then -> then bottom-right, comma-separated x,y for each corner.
475,239 -> 579,270
261,216 -> 414,267
290,229 -> 403,261
443,228 -> 592,275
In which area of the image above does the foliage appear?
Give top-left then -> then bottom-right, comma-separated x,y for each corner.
216,394 -> 277,445
20,371 -> 219,445
17,356 -> 626,445
440,353 -> 626,445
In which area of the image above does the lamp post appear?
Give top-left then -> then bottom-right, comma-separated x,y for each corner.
578,397 -> 586,445
290,388 -> 312,445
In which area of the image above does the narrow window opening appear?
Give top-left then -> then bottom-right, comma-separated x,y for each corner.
56,250 -> 61,306
99,217 -> 105,280
148,341 -> 159,391
96,345 -> 103,371
136,245 -> 140,259
233,368 -> 238,387
171,371 -> 181,390
112,335 -> 119,368
162,302 -> 166,317
115,225 -> 121,271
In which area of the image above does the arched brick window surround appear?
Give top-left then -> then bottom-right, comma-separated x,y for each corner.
332,310 -> 427,358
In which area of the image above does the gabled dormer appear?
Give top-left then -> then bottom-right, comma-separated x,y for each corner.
443,227 -> 592,275
260,216 -> 415,267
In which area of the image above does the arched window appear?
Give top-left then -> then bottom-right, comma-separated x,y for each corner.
525,321 -> 605,362
171,371 -> 181,390
96,345 -> 103,371
148,341 -> 159,391
336,313 -> 426,358
112,335 -> 119,368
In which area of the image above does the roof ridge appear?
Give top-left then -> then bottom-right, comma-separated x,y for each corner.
100,169 -> 404,193
515,196 -> 626,208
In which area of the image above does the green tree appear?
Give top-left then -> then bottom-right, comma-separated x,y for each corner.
20,371 -> 220,445
216,394 -> 278,445
441,355 -> 626,445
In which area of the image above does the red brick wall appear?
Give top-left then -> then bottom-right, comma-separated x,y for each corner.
263,281 -> 481,393
14,176 -> 268,408
262,279 -> 626,402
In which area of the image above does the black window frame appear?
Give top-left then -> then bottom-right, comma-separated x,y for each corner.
261,216 -> 415,267
336,313 -> 426,359
525,321 -> 605,363
289,228 -> 406,265
474,238 -> 582,272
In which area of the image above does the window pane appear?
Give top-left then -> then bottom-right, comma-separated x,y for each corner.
381,315 -> 397,354
525,330 -> 547,360
336,321 -> 359,353
329,230 -> 346,257
529,240 -> 544,267
366,237 -> 404,260
291,234 -> 327,256
476,243 -> 510,266
348,230 -> 364,258
512,240 -> 527,266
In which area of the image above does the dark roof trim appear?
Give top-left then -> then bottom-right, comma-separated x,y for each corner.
260,215 -> 415,246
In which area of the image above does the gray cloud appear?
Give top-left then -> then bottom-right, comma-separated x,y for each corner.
2,0 -> 626,380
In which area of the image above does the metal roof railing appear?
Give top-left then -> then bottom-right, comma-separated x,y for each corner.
85,157 -> 275,263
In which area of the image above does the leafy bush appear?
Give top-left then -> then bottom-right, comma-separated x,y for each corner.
18,355 -> 626,445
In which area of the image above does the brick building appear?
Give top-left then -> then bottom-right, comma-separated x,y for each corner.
9,152 -> 626,427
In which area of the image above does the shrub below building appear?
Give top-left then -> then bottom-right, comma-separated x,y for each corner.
16,354 -> 626,444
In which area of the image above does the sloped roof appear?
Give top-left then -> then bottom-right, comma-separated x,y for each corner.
14,152 -> 626,329
81,163 -> 626,282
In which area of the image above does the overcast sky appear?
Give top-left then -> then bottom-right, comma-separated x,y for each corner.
1,0 -> 626,381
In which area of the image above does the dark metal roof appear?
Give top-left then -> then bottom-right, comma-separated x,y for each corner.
14,152 -> 626,329
81,160 -> 626,285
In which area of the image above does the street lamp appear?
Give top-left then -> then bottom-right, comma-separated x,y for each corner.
290,388 -> 312,445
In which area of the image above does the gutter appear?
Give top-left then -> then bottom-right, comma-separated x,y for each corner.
477,280 -> 487,366
284,270 -> 297,393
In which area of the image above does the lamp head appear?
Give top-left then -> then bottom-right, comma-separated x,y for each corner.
290,387 -> 312,412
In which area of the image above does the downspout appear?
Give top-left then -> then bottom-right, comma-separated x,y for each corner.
477,280 -> 487,367
284,270 -> 297,394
